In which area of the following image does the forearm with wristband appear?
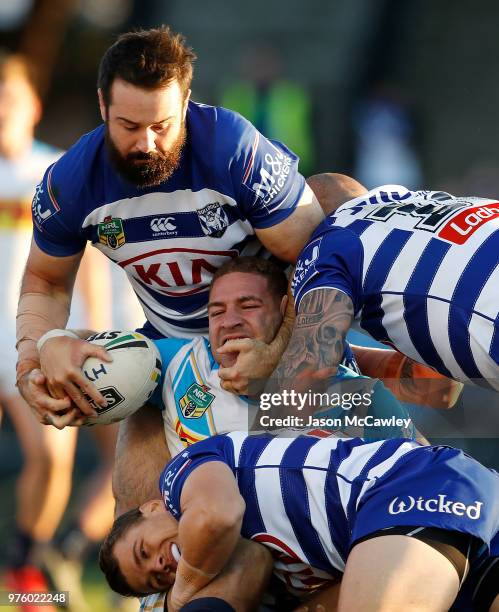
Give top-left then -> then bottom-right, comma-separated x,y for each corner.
15,292 -> 71,384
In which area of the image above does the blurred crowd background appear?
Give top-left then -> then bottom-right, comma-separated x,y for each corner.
1,0 -> 499,610
4,0 -> 499,190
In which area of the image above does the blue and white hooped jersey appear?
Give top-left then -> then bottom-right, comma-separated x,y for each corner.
160,433 -> 499,593
152,337 -> 364,456
31,102 -> 305,338
292,185 -> 499,389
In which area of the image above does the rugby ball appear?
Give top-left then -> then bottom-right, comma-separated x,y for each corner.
81,331 -> 162,426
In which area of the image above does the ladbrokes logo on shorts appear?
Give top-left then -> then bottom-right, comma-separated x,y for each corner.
388,494 -> 483,519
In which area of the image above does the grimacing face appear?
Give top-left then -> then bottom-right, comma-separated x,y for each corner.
208,272 -> 287,368
99,78 -> 189,187
113,500 -> 180,595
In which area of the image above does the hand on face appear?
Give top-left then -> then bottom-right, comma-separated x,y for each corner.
208,272 -> 284,392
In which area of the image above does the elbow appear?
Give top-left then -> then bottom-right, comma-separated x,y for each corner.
307,172 -> 367,215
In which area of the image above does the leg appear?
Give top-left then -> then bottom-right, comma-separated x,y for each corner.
76,423 -> 118,540
3,392 -> 77,610
113,403 -> 171,516
43,424 -> 119,606
338,535 -> 460,611
4,392 -> 77,541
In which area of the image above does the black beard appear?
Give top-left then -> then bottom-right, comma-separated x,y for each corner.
105,123 -> 186,189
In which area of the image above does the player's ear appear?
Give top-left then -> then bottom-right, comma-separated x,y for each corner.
139,499 -> 164,516
182,89 -> 191,118
279,294 -> 288,317
97,88 -> 107,122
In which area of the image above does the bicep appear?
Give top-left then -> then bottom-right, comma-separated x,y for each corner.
22,238 -> 84,294
180,461 -> 243,515
254,184 -> 324,263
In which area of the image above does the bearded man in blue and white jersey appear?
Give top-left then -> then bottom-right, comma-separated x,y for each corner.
15,26 -> 367,431
279,185 -> 499,393
100,431 -> 499,612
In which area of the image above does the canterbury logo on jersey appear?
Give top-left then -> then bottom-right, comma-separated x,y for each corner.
151,217 -> 177,233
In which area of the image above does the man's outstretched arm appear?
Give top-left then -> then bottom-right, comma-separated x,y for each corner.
16,239 -> 112,427
275,287 -> 354,386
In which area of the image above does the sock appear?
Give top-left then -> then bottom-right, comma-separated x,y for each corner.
180,598 -> 236,612
58,525 -> 94,564
6,528 -> 35,568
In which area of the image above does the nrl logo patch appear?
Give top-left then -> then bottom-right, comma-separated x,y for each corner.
98,216 -> 125,249
179,383 -> 215,419
197,202 -> 229,238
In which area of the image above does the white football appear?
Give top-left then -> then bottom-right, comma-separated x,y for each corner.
81,330 -> 162,426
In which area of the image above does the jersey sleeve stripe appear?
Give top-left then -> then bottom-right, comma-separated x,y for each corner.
46,164 -> 61,212
242,133 -> 260,185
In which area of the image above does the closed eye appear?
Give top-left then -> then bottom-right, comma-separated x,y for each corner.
208,310 -> 224,317
152,124 -> 169,133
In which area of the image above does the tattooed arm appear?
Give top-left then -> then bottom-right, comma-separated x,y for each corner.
274,288 -> 354,385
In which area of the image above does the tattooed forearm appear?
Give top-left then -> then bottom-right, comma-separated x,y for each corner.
275,288 -> 354,382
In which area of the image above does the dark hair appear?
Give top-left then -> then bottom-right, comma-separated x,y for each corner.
210,256 -> 288,302
99,507 -> 146,597
98,26 -> 196,107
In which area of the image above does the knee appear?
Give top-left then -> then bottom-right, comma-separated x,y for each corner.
25,436 -> 74,475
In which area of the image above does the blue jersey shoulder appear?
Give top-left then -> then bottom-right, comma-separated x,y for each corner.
292,219 -> 364,313
159,434 -> 234,517
188,102 -> 306,227
32,125 -> 108,255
